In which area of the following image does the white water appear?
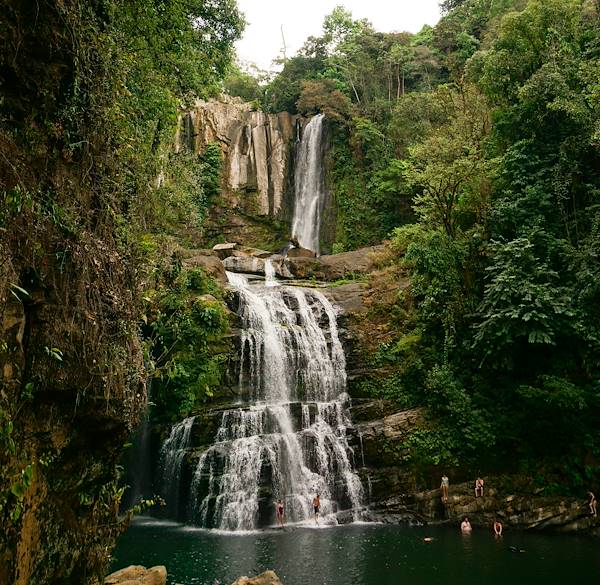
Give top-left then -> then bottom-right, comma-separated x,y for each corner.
264,259 -> 279,287
185,271 -> 363,530
158,416 -> 195,518
291,114 -> 326,255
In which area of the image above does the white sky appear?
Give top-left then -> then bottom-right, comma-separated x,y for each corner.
235,0 -> 442,71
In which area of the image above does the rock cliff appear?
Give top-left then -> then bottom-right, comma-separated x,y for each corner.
177,97 -> 299,247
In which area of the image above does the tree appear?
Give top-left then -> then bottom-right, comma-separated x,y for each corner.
404,85 -> 490,237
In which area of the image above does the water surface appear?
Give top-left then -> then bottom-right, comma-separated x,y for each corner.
112,517 -> 599,584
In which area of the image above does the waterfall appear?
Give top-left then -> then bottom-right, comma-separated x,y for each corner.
158,416 -> 195,518
264,259 -> 279,287
187,271 -> 364,530
291,114 -> 326,255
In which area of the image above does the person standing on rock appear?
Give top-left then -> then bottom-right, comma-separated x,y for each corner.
475,476 -> 484,497
440,474 -> 449,502
587,491 -> 597,517
275,499 -> 285,528
313,494 -> 321,525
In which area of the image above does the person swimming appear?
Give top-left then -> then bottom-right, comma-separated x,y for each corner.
493,519 -> 503,536
461,517 -> 472,533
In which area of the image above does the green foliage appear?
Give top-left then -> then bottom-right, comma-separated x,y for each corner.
146,268 -> 231,420
340,0 -> 600,486
473,237 -> 575,368
224,64 -> 267,103
199,143 -> 223,202
297,79 -> 352,120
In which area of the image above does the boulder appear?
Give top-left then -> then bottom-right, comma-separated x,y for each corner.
319,246 -> 385,278
230,570 -> 284,585
182,254 -> 227,284
238,246 -> 273,259
212,242 -> 238,259
322,282 -> 368,314
282,257 -> 324,279
282,246 -> 385,281
223,256 -> 265,275
287,246 -> 316,258
105,565 -> 167,585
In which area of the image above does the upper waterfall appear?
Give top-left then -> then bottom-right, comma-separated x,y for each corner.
291,114 -> 326,255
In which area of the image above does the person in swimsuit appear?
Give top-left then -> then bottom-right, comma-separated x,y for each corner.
587,491 -> 597,517
275,499 -> 285,528
313,494 -> 321,525
461,517 -> 472,533
475,476 -> 484,497
493,518 -> 503,536
440,474 -> 449,502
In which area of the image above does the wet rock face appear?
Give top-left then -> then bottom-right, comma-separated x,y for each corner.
178,97 -> 298,220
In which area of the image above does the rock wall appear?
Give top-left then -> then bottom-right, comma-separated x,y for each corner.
178,97 -> 298,220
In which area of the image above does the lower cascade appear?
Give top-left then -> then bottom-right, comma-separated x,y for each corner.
159,269 -> 364,530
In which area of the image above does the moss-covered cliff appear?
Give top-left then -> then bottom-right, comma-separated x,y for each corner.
0,1 -> 243,582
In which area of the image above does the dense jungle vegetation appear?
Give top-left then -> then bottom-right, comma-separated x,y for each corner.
0,1 -> 242,582
226,0 -> 600,490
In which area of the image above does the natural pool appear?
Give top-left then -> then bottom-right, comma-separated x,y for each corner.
112,517 -> 599,585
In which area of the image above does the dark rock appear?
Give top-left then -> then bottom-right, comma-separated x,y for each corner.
282,246 -> 384,281
287,246 -> 316,258
322,283 -> 368,314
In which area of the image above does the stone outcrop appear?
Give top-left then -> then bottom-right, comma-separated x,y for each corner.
178,97 -> 298,219
321,282 -> 369,314
368,476 -> 600,534
231,570 -> 284,585
223,256 -> 266,275
286,246 -> 316,258
181,250 -> 227,284
105,565 -> 167,585
282,245 -> 385,280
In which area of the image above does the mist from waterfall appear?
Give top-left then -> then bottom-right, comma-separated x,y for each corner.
291,114 -> 326,255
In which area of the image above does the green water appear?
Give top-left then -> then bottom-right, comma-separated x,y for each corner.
112,517 -> 599,585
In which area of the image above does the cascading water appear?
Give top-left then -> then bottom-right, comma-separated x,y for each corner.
186,271 -> 363,530
291,114 -> 326,255
158,416 -> 195,519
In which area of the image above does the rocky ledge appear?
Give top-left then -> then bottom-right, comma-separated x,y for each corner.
367,473 -> 600,535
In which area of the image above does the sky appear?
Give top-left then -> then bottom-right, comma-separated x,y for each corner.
235,0 -> 442,71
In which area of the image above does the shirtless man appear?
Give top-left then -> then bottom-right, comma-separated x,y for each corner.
588,491 -> 597,517
313,494 -> 321,525
475,477 -> 484,497
461,517 -> 472,533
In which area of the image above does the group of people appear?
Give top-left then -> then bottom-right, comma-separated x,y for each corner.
439,473 -> 485,502
459,516 -> 503,536
275,494 -> 321,528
